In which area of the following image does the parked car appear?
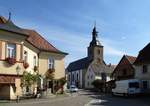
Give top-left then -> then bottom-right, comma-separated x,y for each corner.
69,85 -> 78,92
112,79 -> 142,96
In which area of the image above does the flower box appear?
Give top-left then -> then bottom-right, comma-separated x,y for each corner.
6,57 -> 16,65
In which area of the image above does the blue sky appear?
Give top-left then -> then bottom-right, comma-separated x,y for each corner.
1,0 -> 150,67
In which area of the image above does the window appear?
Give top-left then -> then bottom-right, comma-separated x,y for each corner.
97,50 -> 101,54
7,43 -> 16,58
143,65 -> 148,73
24,51 -> 28,62
48,57 -> 54,69
129,82 -> 139,88
87,75 -> 89,79
91,75 -> 93,79
33,56 -> 36,67
68,74 -> 70,81
143,81 -> 148,89
72,74 -> 74,82
77,73 -> 79,81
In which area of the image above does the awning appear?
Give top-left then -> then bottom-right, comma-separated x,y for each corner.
0,74 -> 21,84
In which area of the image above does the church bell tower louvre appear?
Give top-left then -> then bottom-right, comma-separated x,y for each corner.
87,25 -> 104,63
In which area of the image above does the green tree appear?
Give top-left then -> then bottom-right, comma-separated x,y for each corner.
92,79 -> 105,92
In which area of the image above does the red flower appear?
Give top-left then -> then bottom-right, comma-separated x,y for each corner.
48,68 -> 55,73
23,62 -> 29,69
6,57 -> 16,65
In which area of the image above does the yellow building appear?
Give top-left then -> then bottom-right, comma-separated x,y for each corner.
0,16 -> 67,100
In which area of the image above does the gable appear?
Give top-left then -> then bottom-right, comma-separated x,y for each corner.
113,55 -> 135,75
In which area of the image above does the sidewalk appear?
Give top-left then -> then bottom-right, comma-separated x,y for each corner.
0,93 -> 70,104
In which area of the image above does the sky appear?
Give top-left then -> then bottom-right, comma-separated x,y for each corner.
1,0 -> 150,67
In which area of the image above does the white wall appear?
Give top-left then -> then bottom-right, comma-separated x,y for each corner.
135,65 -> 150,80
85,67 -> 95,89
23,46 -> 38,74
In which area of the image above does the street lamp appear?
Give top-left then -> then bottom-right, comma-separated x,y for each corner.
16,65 -> 21,75
16,65 -> 21,103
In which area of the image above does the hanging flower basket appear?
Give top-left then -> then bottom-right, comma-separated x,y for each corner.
6,57 -> 16,65
48,68 -> 55,73
23,62 -> 29,69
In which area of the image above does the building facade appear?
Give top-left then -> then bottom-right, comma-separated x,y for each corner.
0,16 -> 67,99
112,55 -> 136,81
66,26 -> 114,89
134,43 -> 150,93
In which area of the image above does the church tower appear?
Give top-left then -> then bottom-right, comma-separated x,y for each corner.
87,26 -> 103,63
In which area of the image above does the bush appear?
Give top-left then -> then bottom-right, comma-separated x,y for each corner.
92,79 -> 105,89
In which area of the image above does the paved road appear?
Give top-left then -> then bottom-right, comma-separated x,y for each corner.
85,93 -> 150,106
1,90 -> 150,106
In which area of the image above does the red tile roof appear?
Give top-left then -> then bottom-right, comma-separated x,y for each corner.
125,55 -> 136,64
0,16 -> 67,55
24,29 -> 67,54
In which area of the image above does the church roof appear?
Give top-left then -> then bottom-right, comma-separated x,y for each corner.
67,57 -> 93,72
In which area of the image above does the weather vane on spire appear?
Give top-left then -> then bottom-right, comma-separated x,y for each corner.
92,21 -> 98,38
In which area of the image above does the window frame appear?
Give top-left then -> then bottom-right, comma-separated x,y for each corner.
143,65 -> 148,74
48,57 -> 54,69
6,43 -> 16,58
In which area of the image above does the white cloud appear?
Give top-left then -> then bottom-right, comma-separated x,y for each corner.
15,19 -> 125,67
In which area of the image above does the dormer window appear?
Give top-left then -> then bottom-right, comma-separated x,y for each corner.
7,43 -> 16,58
48,57 -> 54,69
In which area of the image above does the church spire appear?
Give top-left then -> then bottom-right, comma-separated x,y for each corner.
90,23 -> 98,47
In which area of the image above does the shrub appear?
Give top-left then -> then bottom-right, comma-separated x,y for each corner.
92,79 -> 105,89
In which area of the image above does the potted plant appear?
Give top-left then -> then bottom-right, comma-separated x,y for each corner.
6,57 -> 16,65
48,68 -> 55,73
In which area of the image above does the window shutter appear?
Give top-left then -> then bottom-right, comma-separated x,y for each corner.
16,44 -> 21,61
0,41 -> 2,59
1,41 -> 6,59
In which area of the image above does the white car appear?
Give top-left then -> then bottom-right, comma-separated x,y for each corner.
69,85 -> 78,92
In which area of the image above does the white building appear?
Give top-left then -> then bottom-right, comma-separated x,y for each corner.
134,43 -> 150,93
66,26 -> 114,89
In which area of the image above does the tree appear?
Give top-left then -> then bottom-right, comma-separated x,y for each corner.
21,71 -> 40,95
92,79 -> 105,92
45,69 -> 55,93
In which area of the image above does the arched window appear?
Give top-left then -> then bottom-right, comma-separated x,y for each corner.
48,57 -> 54,69
77,73 -> 79,81
24,51 -> 28,62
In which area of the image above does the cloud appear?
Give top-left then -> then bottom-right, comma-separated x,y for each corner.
15,18 -> 125,67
